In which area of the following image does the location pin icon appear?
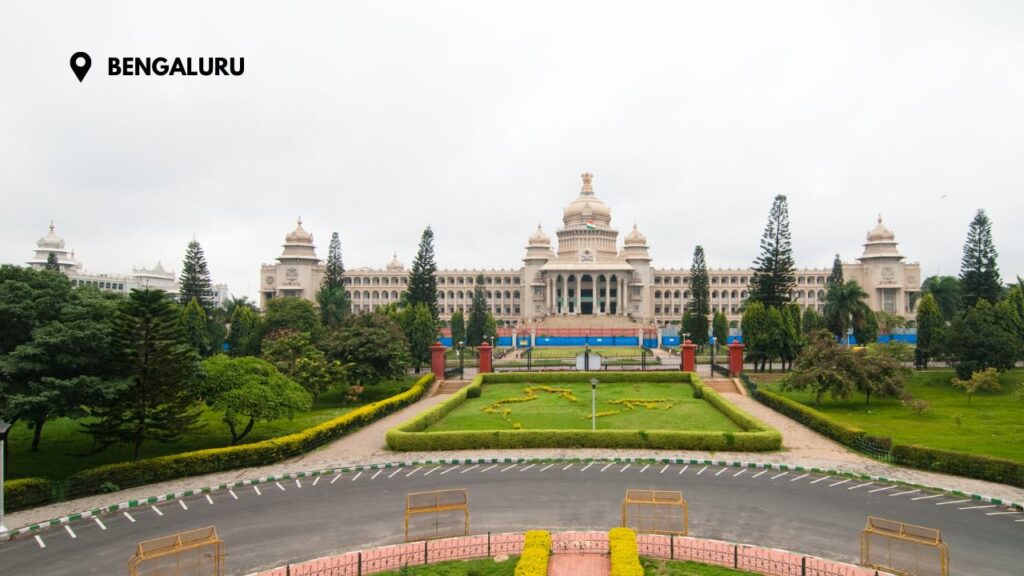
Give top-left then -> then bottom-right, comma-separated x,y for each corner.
70,52 -> 91,82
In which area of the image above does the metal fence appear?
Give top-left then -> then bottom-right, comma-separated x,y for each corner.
493,347 -> 666,372
128,526 -> 225,576
405,489 -> 469,542
622,489 -> 688,535
860,517 -> 948,576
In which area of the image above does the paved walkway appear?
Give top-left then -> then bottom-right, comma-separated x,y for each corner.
548,554 -> 609,576
7,379 -> 1024,530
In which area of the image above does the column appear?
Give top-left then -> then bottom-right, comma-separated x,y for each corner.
561,276 -> 568,315
574,277 -> 581,315
546,278 -> 552,314
430,342 -> 447,381
681,340 -> 697,372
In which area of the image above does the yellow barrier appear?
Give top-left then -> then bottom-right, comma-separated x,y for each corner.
860,516 -> 949,576
621,489 -> 688,536
405,488 -> 470,542
128,526 -> 225,576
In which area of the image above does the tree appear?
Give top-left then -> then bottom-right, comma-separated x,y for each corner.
749,195 -> 796,310
828,254 -> 843,286
914,293 -> 944,368
83,289 -> 203,460
960,210 -> 1002,309
853,308 -> 879,346
45,252 -> 60,271
318,232 -> 349,328
951,368 -> 1002,404
874,311 -> 907,334
949,299 -> 1020,379
322,232 -> 345,291
0,287 -> 119,450
396,303 -> 437,372
0,265 -> 72,354
801,307 -> 822,334
681,310 -> 708,349
740,302 -> 769,371
450,311 -> 466,346
466,275 -> 489,346
407,226 -> 439,322
227,303 -> 262,357
181,297 -> 211,357
200,355 -> 311,444
858,348 -> 908,406
484,312 -> 498,344
263,297 -> 321,338
687,246 -> 710,346
921,276 -> 963,322
326,313 -> 411,385
824,281 -> 870,341
179,238 -> 214,311
781,332 -> 858,406
712,312 -> 729,346
261,329 -> 346,400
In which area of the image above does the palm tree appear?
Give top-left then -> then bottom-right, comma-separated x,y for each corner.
824,281 -> 870,343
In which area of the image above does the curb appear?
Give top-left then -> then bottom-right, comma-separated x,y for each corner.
2,455 -> 1021,541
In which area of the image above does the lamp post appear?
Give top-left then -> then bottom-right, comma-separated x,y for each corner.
590,378 -> 598,431
457,340 -> 465,379
0,421 -> 11,535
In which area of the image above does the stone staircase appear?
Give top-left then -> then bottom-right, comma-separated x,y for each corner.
435,379 -> 472,395
704,378 -> 743,395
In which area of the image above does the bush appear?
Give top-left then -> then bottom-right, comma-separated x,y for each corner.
754,388 -> 891,452
4,477 -> 54,512
515,530 -> 551,576
609,528 -> 643,576
466,383 -> 482,398
892,444 -> 1024,489
692,387 -> 704,399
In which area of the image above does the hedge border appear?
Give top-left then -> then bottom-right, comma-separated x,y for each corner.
3,374 -> 433,512
4,455 -> 1019,542
609,527 -> 643,576
385,372 -> 782,452
514,530 -> 551,576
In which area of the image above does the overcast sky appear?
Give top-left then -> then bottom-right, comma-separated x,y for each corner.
2,1 -> 1022,302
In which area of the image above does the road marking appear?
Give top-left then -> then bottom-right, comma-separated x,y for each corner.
229,490 -> 238,500
313,476 -> 321,486
581,463 -> 593,472
752,470 -> 767,479
502,464 -> 518,472
152,505 -> 164,516
481,464 -> 498,473
389,469 -> 402,478
830,479 -> 850,488
296,479 -> 302,488
64,525 -> 77,539
179,500 -> 189,510
621,464 -> 631,473
791,474 -> 809,482
461,465 -> 479,474
679,465 -> 688,474
715,467 -> 727,476
206,495 -> 214,505
564,464 -> 574,471
124,512 -> 136,523
407,467 -> 422,477
253,485 -> 262,495
94,517 -> 107,530
912,494 -> 943,501
810,476 -> 831,484
332,474 -> 342,483
889,489 -> 920,497
986,511 -> 1021,516
275,482 -> 286,491
34,535 -> 46,548
351,472 -> 362,481
640,465 -> 649,473
868,486 -> 895,494
1015,518 -> 1024,522
733,469 -> 746,478
370,469 -> 383,480
540,464 -> 554,472
423,467 -> 441,476
661,465 -> 669,474
697,466 -> 708,475
520,464 -> 535,472
771,472 -> 787,480
848,482 -> 873,490
441,465 -> 460,475
601,463 -> 613,472
959,504 -> 997,511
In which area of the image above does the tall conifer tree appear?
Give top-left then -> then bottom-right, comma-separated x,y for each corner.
466,275 -> 489,346
179,238 -> 214,311
407,226 -> 439,321
45,252 -> 60,271
828,254 -> 844,286
685,245 -> 710,346
318,232 -> 349,327
959,209 -> 1001,308
322,232 -> 345,291
749,195 -> 796,310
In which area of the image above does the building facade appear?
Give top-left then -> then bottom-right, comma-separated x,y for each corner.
260,173 -> 921,325
27,222 -> 229,306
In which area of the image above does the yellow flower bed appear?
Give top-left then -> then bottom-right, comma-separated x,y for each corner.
514,530 -> 551,576
608,527 -> 644,576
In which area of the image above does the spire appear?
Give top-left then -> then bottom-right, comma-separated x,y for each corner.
581,172 -> 594,194
49,220 -> 55,232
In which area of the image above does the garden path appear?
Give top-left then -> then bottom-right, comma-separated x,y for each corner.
548,554 -> 609,576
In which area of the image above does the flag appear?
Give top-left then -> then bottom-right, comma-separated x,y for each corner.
585,221 -> 596,230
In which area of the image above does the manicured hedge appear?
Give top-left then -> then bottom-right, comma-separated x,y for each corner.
892,444 -> 1024,489
514,530 -> 551,576
753,388 -> 892,453
5,375 -> 431,508
609,528 -> 643,576
386,373 -> 781,452
4,477 -> 55,513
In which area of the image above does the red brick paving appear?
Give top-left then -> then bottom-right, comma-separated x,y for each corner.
547,553 -> 610,576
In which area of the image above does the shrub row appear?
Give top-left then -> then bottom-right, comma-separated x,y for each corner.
892,444 -> 1024,489
514,530 -> 551,576
609,527 -> 643,576
753,388 -> 892,453
3,374 -> 432,512
385,373 -> 781,452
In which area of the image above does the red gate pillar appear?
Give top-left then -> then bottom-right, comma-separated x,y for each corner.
478,342 -> 493,374
430,342 -> 447,381
728,342 -> 745,377
681,340 -> 697,372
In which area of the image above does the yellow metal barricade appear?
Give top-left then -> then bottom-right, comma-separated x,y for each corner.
128,526 -> 225,576
405,488 -> 469,542
860,516 -> 949,576
621,489 -> 688,535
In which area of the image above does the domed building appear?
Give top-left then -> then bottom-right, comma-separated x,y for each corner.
260,173 -> 921,326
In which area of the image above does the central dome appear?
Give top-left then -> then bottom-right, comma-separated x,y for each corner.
562,172 -> 612,227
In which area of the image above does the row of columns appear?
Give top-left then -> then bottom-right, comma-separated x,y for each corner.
544,274 -> 628,315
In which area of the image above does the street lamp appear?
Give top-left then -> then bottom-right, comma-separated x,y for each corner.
0,421 -> 11,535
590,378 -> 599,431
457,340 -> 465,379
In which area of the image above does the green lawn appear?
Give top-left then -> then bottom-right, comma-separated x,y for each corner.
760,370 -> 1024,463
426,381 -> 741,432
642,558 -> 758,575
6,377 -> 415,481
374,557 -> 516,575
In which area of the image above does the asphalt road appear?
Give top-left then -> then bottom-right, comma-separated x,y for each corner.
1,462 -> 1021,575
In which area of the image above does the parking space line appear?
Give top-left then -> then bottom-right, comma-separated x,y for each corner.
911,494 -> 942,501
791,474 -> 809,482
64,525 -> 77,539
733,469 -> 746,478
351,472 -> 362,481
423,467 -> 441,476
332,474 -> 342,483
94,517 -> 107,530
179,500 -> 188,510
152,505 -> 164,516
540,464 -> 554,472
564,464 -> 574,471
370,469 -> 383,480
407,467 -> 422,477
848,482 -> 873,490
830,479 -> 850,488
502,464 -> 518,472
275,482 -> 286,491
752,470 -> 767,479
313,476 -> 321,486
206,495 -> 214,505
124,512 -> 136,522
868,485 -> 894,493
810,476 -> 831,484
461,465 -> 479,474
441,465 -> 460,475
229,489 -> 238,499
679,465 -> 688,474
389,469 -> 402,478
640,465 -> 649,473
296,479 -> 302,488
661,465 -> 669,474
889,489 -> 920,497
698,466 -> 708,475
1014,518 -> 1024,522
715,467 -> 727,476
481,464 -> 498,473
519,464 -> 535,472
959,504 -> 997,511
581,463 -> 593,472
986,511 -> 1021,516
34,535 -> 46,548
772,472 -> 787,480
254,485 -> 262,495
621,464 -> 631,473
601,463 -> 613,472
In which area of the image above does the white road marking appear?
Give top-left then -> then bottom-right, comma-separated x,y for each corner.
563,463 -> 574,471
912,494 -> 943,501
34,535 -> 46,548
64,525 -> 77,539
253,485 -> 262,495
752,470 -> 767,479
296,479 -> 302,488
601,463 -> 613,472
771,472 -> 787,480
715,467 -> 727,476
461,465 -> 479,474
830,479 -> 850,488
791,474 -> 809,482
502,464 -> 518,472
640,465 -> 649,473
889,489 -> 920,497
332,474 -> 342,483
661,465 -> 669,474
481,464 -> 498,473
179,500 -> 188,510
423,467 -> 441,476
540,464 -> 554,472
313,476 -> 321,486
441,465 -> 460,475
697,466 -> 708,475
848,482 -> 873,490
407,467 -> 422,477
868,485 -> 895,494
581,463 -> 594,472
810,476 -> 831,484
351,472 -> 362,481
124,512 -> 136,522
679,465 -> 689,474
733,468 -> 746,478
389,469 -> 402,478
520,464 -> 536,472
93,517 -> 107,530
229,489 -> 239,500
986,511 -> 1021,516
1015,518 -> 1024,522
206,495 -> 214,505
621,464 -> 631,473
152,506 -> 164,516
275,482 -> 286,491
959,504 -> 997,511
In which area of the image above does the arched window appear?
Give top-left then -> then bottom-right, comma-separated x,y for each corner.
674,290 -> 681,299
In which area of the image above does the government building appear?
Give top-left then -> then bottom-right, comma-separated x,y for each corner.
260,173 -> 920,327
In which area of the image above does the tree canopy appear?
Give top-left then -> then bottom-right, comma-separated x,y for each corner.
407,226 -> 439,322
179,238 -> 214,311
959,209 -> 1001,308
749,195 -> 796,310
326,312 -> 410,385
466,274 -> 489,346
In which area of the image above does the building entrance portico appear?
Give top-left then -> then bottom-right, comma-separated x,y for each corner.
545,271 -> 626,316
